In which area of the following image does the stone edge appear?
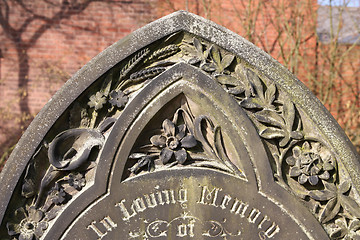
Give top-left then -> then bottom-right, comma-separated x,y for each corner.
1,10 -> 359,224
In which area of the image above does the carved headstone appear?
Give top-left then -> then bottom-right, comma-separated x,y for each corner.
1,11 -> 359,240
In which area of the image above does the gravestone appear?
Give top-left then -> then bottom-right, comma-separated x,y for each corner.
1,11 -> 360,240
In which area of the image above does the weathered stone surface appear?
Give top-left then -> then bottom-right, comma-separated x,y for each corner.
0,11 -> 359,240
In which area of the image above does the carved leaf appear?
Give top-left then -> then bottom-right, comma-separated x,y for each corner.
240,98 -> 263,109
228,85 -> 246,95
210,45 -> 221,66
264,83 -> 276,105
339,194 -> 360,218
338,180 -> 351,194
259,127 -> 286,139
254,110 -> 285,128
308,186 -> 336,201
164,31 -> 182,44
279,133 -> 290,147
215,74 -> 238,86
283,100 -> 295,131
221,54 -> 235,70
201,63 -> 216,72
193,37 -> 203,54
246,69 -> 264,99
319,198 -> 340,223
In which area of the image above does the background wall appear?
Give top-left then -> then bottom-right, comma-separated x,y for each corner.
0,0 -> 359,170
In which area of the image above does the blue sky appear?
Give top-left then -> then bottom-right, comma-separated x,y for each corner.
318,0 -> 360,7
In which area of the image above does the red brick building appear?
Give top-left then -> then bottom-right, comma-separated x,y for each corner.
0,0 -> 359,165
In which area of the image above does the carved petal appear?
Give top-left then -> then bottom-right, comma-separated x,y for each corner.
160,148 -> 173,164
286,156 -> 296,166
28,207 -> 43,222
323,161 -> 334,171
176,124 -> 186,139
175,148 -> 187,164
150,135 -> 166,147
318,171 -> 330,180
162,119 -> 176,136
298,173 -> 308,184
302,141 -> 311,151
6,223 -> 20,236
34,221 -> 48,238
289,166 -> 302,177
308,175 -> 319,186
292,146 -> 301,157
19,233 -> 34,240
180,135 -> 197,148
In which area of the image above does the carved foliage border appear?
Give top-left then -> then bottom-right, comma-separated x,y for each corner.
1,32 -> 360,239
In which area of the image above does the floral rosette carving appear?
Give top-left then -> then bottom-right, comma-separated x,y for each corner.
285,141 -> 335,186
7,207 -> 51,240
150,119 -> 197,165
128,103 -> 244,178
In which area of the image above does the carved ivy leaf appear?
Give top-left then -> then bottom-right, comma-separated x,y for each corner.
209,46 -> 234,74
254,109 -> 285,128
264,83 -> 276,105
246,69 -> 264,100
185,38 -> 210,66
283,100 -> 295,131
227,85 -> 246,95
241,98 -> 263,109
259,127 -> 286,139
215,74 -> 238,86
319,198 -> 341,223
221,55 -> 235,71
201,63 -> 217,72
234,64 -> 254,98
340,194 -> 360,219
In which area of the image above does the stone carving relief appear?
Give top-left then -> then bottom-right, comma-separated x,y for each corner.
127,101 -> 244,179
2,31 -> 359,239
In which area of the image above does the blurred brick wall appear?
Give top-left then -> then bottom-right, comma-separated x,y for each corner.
0,0 -> 358,167
0,0 -> 157,154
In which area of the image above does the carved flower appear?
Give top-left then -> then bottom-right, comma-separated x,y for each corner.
88,92 -> 107,110
67,172 -> 86,191
286,141 -> 334,186
150,119 -> 197,165
7,207 -> 48,240
48,183 -> 67,205
109,90 -> 128,109
330,218 -> 360,240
